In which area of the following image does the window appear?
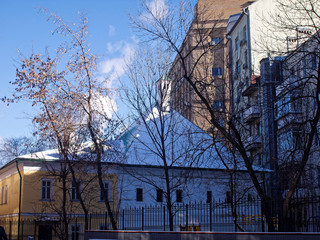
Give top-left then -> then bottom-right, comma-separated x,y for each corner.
293,131 -> 303,150
100,181 -> 110,201
1,187 -> 4,204
236,61 -> 240,74
206,191 -> 212,203
276,93 -> 290,118
318,167 -> 320,188
156,189 -> 163,202
41,179 -> 52,200
311,54 -> 317,70
70,223 -> 81,240
242,26 -> 247,42
317,125 -> 320,144
244,50 -> 248,68
212,67 -> 222,76
71,181 -> 81,201
211,37 -> 222,45
176,190 -> 182,203
226,191 -> 232,203
278,131 -> 292,153
235,37 -> 239,50
212,100 -> 224,110
4,186 -> 7,204
1,187 -> 3,204
136,188 -> 143,202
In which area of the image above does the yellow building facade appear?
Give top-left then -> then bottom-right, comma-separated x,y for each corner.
0,158 -> 118,240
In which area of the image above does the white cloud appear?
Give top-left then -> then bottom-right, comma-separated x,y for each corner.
100,41 -> 136,82
108,25 -> 116,37
140,0 -> 169,22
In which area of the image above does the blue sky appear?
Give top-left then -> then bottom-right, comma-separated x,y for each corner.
0,0 -> 144,140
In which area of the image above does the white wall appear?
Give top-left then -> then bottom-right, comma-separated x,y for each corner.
116,165 -> 256,208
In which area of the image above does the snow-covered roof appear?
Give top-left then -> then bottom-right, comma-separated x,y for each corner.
18,148 -> 60,161
117,107 -> 265,171
12,108 -> 270,172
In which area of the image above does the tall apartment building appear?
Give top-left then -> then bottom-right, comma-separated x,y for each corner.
227,0 -> 320,199
169,0 -> 256,133
275,33 -> 320,195
227,0 -> 283,169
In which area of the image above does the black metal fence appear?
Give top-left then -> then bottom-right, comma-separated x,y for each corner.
288,195 -> 320,232
114,199 -> 263,232
90,196 -> 320,232
1,197 -> 320,239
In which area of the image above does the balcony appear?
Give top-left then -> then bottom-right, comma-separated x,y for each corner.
243,105 -> 260,123
242,75 -> 260,96
277,112 -> 303,130
244,136 -> 262,151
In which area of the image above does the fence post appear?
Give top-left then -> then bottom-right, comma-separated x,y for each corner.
122,209 -> 125,230
210,201 -> 212,232
186,204 -> 189,231
163,205 -> 166,231
105,212 -> 107,230
141,207 -> 144,231
9,221 -> 12,240
21,221 -> 24,240
261,199 -> 265,232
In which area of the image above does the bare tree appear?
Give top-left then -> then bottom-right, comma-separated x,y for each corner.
121,42 -> 214,231
253,0 -> 320,230
129,0 -> 277,230
3,9 -> 121,232
0,136 -> 47,164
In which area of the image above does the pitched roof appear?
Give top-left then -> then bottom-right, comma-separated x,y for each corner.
10,108 -> 270,172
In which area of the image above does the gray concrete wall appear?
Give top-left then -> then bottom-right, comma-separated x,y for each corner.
85,230 -> 320,240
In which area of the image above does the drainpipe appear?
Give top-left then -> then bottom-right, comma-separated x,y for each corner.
16,160 -> 22,240
226,34 -> 234,114
243,7 -> 252,78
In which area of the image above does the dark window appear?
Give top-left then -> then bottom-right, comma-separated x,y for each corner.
235,37 -> 239,50
100,181 -> 109,201
242,26 -> 247,41
318,167 -> 320,188
212,100 -> 224,110
136,188 -> 143,202
71,181 -> 81,201
176,190 -> 182,203
212,68 -> 222,76
236,61 -> 240,73
311,54 -> 317,70
41,179 -> 52,200
226,191 -> 232,203
4,186 -> 7,204
71,224 -> 81,240
244,50 -> 248,67
211,37 -> 222,45
156,189 -> 163,202
206,191 -> 212,203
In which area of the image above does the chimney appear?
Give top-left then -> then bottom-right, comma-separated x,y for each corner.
156,75 -> 172,112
